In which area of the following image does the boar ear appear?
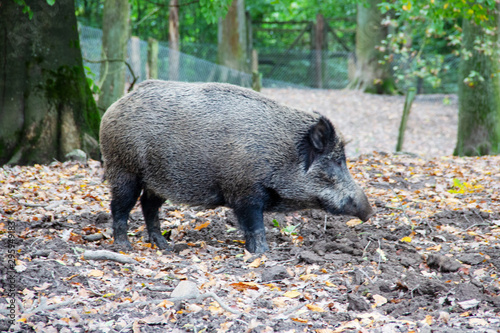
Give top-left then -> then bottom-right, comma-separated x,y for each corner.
301,116 -> 335,171
310,116 -> 335,153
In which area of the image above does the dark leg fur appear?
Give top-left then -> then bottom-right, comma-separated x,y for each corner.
233,202 -> 269,253
140,190 -> 171,250
110,173 -> 142,250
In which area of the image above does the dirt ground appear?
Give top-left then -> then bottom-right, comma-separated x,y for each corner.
1,89 -> 500,333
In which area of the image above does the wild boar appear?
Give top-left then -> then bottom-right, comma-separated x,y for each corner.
100,80 -> 373,253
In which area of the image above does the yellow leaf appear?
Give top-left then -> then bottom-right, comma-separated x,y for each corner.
88,269 -> 104,277
424,315 -> 433,325
300,274 -> 317,281
444,3 -> 449,9
103,293 -> 115,298
284,290 -> 301,298
306,303 -> 326,312
247,257 -> 262,268
346,219 -> 362,227
325,281 -> 335,287
400,236 -> 412,243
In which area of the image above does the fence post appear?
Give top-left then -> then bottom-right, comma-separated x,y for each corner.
147,37 -> 158,79
251,49 -> 261,92
396,87 -> 417,152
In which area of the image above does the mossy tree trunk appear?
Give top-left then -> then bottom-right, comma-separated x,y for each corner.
454,13 -> 500,156
217,0 -> 249,74
0,0 -> 101,165
349,0 -> 396,94
97,0 -> 130,113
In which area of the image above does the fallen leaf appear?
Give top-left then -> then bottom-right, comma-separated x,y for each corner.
230,282 -> 259,291
372,294 -> 387,307
426,244 -> 442,251
346,219 -> 362,227
284,290 -> 301,298
291,318 -> 308,323
88,270 -> 104,277
157,300 -> 174,308
306,303 -> 326,312
194,221 -> 210,231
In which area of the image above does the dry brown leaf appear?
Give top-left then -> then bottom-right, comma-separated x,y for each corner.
194,221 -> 210,231
230,282 -> 259,291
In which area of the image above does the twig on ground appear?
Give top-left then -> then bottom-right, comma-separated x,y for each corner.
83,250 -> 137,264
25,299 -> 80,314
283,302 -> 307,316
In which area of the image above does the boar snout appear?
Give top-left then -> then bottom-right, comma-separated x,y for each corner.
345,188 -> 374,222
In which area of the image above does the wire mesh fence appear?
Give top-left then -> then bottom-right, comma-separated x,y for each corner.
79,24 -> 459,93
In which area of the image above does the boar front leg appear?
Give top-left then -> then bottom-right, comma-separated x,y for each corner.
140,189 -> 171,250
234,202 -> 269,253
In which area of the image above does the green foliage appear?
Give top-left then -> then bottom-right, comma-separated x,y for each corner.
84,66 -> 101,94
199,0 -> 232,24
13,0 -> 55,19
376,0 -> 499,92
272,219 -> 298,236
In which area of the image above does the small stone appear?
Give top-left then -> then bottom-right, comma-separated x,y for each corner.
65,149 -> 87,162
170,280 -> 200,299
427,254 -> 461,272
261,266 -> 290,282
299,250 -> 324,264
347,294 -> 370,312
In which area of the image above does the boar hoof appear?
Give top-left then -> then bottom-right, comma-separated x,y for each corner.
149,232 -> 172,251
245,230 -> 269,253
113,237 -> 133,251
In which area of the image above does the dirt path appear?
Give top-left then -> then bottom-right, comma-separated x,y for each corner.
262,89 -> 458,158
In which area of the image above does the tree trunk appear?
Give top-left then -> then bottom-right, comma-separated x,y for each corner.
0,0 -> 101,165
169,0 -> 180,81
217,0 -> 249,74
455,13 -> 500,156
349,0 -> 395,94
97,0 -> 130,113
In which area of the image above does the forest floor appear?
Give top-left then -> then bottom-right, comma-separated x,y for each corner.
1,89 -> 500,333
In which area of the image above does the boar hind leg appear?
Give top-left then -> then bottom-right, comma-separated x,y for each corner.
140,190 -> 171,250
234,203 -> 269,254
110,173 -> 142,250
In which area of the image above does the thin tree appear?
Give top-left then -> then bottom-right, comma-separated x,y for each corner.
98,0 -> 130,113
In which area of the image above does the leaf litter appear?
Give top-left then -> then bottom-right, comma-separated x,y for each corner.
1,151 -> 499,332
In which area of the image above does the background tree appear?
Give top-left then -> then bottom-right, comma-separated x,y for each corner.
349,0 -> 395,94
455,7 -> 500,155
217,0 -> 250,73
97,0 -> 130,113
0,0 -> 101,165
